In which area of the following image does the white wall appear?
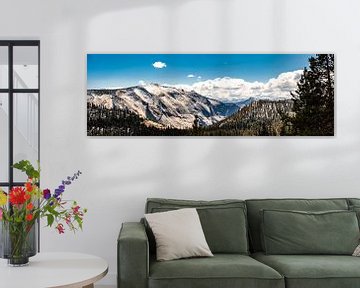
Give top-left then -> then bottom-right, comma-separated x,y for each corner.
1,0 -> 360,285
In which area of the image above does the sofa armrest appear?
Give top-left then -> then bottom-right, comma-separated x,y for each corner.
118,222 -> 149,288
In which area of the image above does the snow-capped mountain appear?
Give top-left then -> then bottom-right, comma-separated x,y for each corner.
87,84 -> 242,129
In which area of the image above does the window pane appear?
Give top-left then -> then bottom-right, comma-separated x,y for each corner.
13,46 -> 38,89
13,93 -> 39,181
0,46 -> 8,89
0,186 -> 8,191
0,94 -> 9,182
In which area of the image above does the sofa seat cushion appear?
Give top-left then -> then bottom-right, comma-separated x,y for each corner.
252,252 -> 360,288
149,254 -> 284,288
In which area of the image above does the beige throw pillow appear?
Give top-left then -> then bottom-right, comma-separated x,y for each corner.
353,244 -> 360,256
145,208 -> 213,261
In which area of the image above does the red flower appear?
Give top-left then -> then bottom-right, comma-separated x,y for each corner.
24,193 -> 31,201
26,214 -> 33,221
9,187 -> 26,205
56,223 -> 65,234
72,205 -> 80,215
26,203 -> 34,210
25,182 -> 33,192
65,214 -> 71,225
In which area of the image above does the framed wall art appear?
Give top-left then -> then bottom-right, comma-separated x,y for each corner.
87,54 -> 334,136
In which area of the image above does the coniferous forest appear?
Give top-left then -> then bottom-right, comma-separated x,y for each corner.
87,54 -> 334,136
283,54 -> 334,136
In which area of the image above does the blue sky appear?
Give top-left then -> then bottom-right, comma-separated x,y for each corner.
87,54 -> 313,89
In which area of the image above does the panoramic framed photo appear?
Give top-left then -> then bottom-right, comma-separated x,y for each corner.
87,54 -> 334,136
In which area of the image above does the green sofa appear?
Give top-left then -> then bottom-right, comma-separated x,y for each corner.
118,198 -> 360,288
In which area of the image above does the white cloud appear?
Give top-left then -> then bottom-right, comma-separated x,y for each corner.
187,74 -> 195,78
174,70 -> 303,102
197,76 -> 202,79
138,80 -> 147,86
153,61 -> 167,69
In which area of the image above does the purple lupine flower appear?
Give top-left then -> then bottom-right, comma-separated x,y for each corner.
54,189 -> 62,197
54,190 -> 60,198
54,170 -> 82,199
54,186 -> 65,199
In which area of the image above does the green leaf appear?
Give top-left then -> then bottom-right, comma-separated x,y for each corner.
47,214 -> 54,227
12,160 -> 40,180
75,216 -> 83,230
44,204 -> 57,216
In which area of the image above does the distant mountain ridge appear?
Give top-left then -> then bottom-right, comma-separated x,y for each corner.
211,99 -> 294,136
87,84 -> 296,136
87,83 -> 244,129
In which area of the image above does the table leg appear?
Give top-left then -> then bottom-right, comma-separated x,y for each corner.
82,284 -> 94,288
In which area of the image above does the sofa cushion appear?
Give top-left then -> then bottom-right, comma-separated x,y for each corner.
261,209 -> 359,255
348,205 -> 360,229
347,199 -> 360,229
252,252 -> 360,288
145,208 -> 213,261
347,198 -> 360,207
146,198 -> 249,254
149,254 -> 284,288
246,198 -> 349,252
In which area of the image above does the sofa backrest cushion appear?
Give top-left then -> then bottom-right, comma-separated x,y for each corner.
347,199 -> 360,228
348,198 -> 360,207
246,198 -> 349,252
145,198 -> 249,254
261,209 -> 359,255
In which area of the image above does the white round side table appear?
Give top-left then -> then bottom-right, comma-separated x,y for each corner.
0,252 -> 108,288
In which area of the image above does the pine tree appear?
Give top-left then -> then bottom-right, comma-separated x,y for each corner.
285,54 -> 334,136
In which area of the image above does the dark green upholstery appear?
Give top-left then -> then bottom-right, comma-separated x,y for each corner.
347,199 -> 360,228
348,198 -> 360,207
146,198 -> 249,254
118,198 -> 360,288
261,209 -> 359,255
246,198 -> 349,252
149,254 -> 284,288
349,206 -> 360,228
118,222 -> 148,288
146,198 -> 247,213
253,252 -> 360,288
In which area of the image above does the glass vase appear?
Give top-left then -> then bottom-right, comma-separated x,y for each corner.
0,220 -> 37,266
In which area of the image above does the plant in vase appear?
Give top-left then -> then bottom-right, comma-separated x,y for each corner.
0,160 -> 87,266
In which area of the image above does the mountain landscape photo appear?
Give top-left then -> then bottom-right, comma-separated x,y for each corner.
87,54 -> 334,136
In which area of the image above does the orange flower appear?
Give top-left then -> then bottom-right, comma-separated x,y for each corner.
25,182 -> 33,192
26,203 -> 34,210
24,193 -> 31,200
26,214 -> 33,221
